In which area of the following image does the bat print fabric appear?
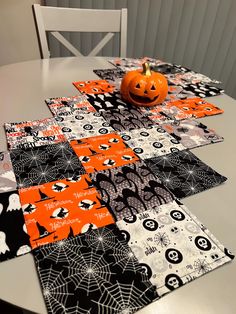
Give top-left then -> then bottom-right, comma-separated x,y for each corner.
70,133 -> 139,173
0,190 -> 31,262
116,200 -> 234,297
19,175 -> 114,249
120,126 -> 185,160
33,224 -> 158,313
73,79 -> 114,94
90,161 -> 175,221
145,150 -> 227,199
5,118 -> 65,149
55,112 -> 114,141
10,141 -> 85,188
161,119 -> 223,149
0,151 -> 17,192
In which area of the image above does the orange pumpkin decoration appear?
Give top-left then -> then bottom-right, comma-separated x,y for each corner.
120,62 -> 168,107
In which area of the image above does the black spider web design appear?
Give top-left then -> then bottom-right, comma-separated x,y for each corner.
65,250 -> 114,295
93,281 -> 154,314
84,226 -> 118,251
64,302 -> 91,314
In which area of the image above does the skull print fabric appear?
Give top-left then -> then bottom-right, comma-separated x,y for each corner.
145,150 -> 227,199
33,224 -> 158,314
0,151 -> 17,193
55,112 -> 114,141
120,126 -> 185,160
19,175 -> 114,249
10,141 -> 85,188
0,190 -> 31,262
73,79 -> 114,94
70,133 -> 139,173
116,200 -> 234,297
4,118 -> 65,149
90,161 -> 175,221
161,119 -> 224,149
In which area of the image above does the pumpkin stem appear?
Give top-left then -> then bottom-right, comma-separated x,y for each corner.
142,62 -> 152,76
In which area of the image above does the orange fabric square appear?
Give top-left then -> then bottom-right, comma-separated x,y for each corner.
70,133 -> 139,173
73,80 -> 115,94
19,175 -> 114,249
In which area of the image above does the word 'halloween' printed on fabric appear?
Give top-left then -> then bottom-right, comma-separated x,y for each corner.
19,175 -> 114,249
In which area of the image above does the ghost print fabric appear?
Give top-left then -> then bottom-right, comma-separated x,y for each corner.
0,151 -> 17,192
161,119 -> 224,149
0,190 -> 31,262
10,141 -> 85,188
4,118 -> 65,149
33,224 -> 158,314
55,112 -> 114,141
101,106 -> 154,132
145,150 -> 227,199
181,82 -> 224,98
19,175 -> 114,249
90,160 -> 175,221
120,126 -> 185,160
116,200 -> 234,297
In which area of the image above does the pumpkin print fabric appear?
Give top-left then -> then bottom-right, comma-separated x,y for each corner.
73,79 -> 114,94
120,126 -> 185,160
4,118 -> 65,150
90,161 -> 175,221
161,119 -> 223,149
55,112 -> 114,141
164,97 -> 224,119
19,175 -> 114,249
33,224 -> 158,314
145,150 -> 227,199
0,151 -> 17,193
0,190 -> 31,262
10,141 -> 85,188
70,133 -> 139,173
116,200 -> 234,297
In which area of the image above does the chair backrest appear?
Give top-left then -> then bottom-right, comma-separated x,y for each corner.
33,4 -> 127,59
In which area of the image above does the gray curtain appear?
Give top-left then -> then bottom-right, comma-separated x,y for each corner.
45,0 -> 236,99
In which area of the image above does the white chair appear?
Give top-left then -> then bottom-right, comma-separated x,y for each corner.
33,4 -> 127,59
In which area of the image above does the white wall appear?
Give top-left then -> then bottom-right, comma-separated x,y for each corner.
0,0 -> 41,66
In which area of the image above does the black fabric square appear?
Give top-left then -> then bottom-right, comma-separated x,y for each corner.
181,82 -> 224,98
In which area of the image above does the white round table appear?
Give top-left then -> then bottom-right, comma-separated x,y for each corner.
0,57 -> 235,314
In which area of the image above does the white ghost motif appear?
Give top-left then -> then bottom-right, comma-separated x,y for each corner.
0,203 -> 3,215
16,245 -> 31,256
0,231 -> 10,254
6,193 -> 21,211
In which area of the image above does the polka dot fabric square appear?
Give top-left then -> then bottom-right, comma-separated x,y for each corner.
145,150 -> 227,199
120,126 -> 185,159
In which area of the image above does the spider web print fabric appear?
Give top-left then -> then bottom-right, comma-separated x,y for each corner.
4,118 -> 66,150
0,151 -> 17,193
10,141 -> 85,188
116,200 -> 234,297
145,150 -> 227,199
0,190 -> 31,262
90,160 -> 175,221
161,119 -> 224,149
33,224 -> 158,314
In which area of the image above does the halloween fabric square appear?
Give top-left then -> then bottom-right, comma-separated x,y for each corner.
164,97 -> 224,118
145,150 -> 227,199
116,200 -> 234,297
0,151 -> 17,193
93,68 -> 125,90
0,190 -> 31,262
109,57 -> 161,72
90,161 -> 175,221
33,224 -> 158,314
4,118 -> 66,150
73,79 -> 115,94
151,63 -> 191,75
19,175 -> 114,249
120,126 -> 185,160
55,112 -> 114,141
10,141 -> 85,188
181,82 -> 224,98
45,95 -> 95,116
85,91 -> 131,112
165,84 -> 195,102
161,119 -> 224,149
167,71 -> 221,86
70,133 -> 139,173
101,106 -> 154,132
